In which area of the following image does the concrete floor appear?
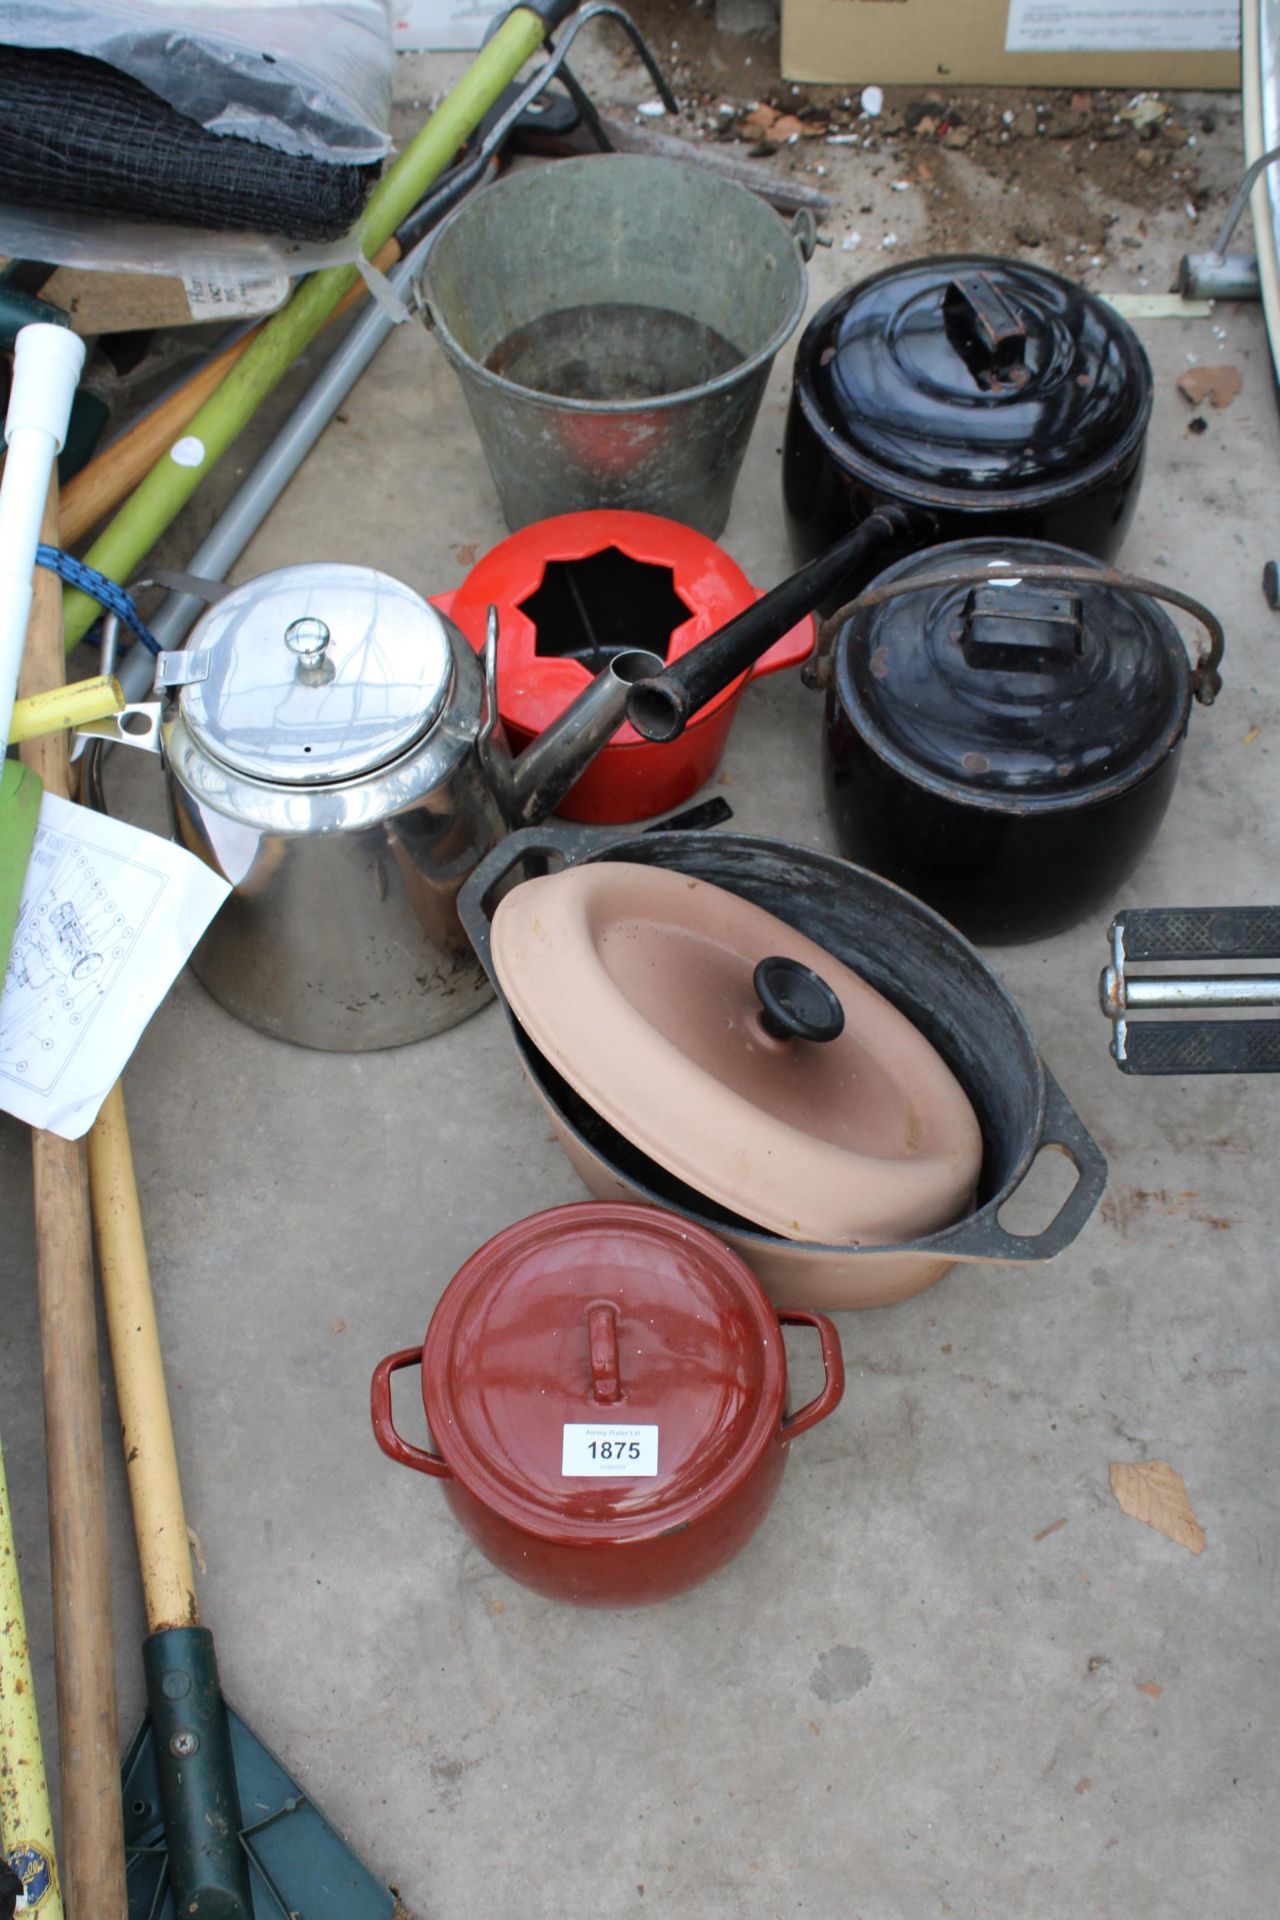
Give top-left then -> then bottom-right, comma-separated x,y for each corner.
2,39 -> 1279,1920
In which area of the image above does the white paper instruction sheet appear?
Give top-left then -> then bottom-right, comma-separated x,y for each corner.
1006,0 -> 1239,53
0,794 -> 230,1139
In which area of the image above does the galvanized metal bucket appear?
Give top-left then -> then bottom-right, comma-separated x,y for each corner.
417,155 -> 810,537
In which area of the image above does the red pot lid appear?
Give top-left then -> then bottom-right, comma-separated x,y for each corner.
442,509 -> 813,744
420,1202 -> 786,1544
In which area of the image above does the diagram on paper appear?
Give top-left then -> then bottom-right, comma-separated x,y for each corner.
0,792 -> 230,1139
1,817 -> 164,1093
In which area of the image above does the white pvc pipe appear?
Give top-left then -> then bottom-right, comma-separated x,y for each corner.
0,324 -> 86,753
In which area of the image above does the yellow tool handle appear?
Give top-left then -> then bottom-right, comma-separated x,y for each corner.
89,1081 -> 199,1634
8,675 -> 124,744
0,1430 -> 64,1920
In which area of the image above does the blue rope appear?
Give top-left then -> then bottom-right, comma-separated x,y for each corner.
35,546 -> 159,655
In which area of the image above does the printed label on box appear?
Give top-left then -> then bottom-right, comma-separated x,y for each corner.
1006,0 -> 1238,54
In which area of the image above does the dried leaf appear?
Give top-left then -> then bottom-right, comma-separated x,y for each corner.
1075,1777 -> 1092,1793
1176,365 -> 1241,410
1109,1459 -> 1205,1554
1118,93 -> 1170,129
1135,1680 -> 1162,1697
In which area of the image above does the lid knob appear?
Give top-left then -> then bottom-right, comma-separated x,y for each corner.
957,583 -> 1084,671
284,616 -> 332,674
753,957 -> 846,1045
942,273 -> 1029,390
587,1302 -> 623,1405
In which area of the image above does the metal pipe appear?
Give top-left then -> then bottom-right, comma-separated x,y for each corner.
1101,970 -> 1280,1015
626,506 -> 924,742
1176,143 -> 1280,299
507,646 -> 663,824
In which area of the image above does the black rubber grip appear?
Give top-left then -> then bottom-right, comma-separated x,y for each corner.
1118,906 -> 1280,963
1118,1019 -> 1280,1075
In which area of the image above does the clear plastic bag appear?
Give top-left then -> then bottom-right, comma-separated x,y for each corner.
0,0 -> 394,164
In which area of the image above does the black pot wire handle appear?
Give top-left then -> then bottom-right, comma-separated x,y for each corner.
805,559 -> 1225,708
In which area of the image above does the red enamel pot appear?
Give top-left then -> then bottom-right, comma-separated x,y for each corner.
370,1202 -> 844,1607
436,510 -> 815,822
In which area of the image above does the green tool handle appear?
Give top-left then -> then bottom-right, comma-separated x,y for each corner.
63,3 -> 550,649
143,1627 -> 251,1919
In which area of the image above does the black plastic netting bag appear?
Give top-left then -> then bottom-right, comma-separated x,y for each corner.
0,46 -> 379,242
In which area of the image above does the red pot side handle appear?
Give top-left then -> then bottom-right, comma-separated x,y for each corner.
776,1310 -> 845,1442
748,608 -> 817,682
371,1347 -> 454,1479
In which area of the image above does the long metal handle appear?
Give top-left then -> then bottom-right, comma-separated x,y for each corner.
626,506 -> 927,742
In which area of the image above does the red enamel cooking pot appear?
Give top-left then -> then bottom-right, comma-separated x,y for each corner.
436,510 -> 815,822
370,1202 -> 844,1607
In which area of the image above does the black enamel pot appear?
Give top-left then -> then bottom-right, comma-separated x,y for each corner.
814,539 -> 1224,944
783,256 -> 1154,599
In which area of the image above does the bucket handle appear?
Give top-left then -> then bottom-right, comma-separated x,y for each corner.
809,560 -> 1224,706
777,1310 -> 845,1441
371,1347 -> 454,1479
791,209 -> 818,262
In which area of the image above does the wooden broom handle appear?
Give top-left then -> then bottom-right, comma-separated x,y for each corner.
17,477 -> 128,1920
60,237 -> 401,547
89,1080 -> 199,1634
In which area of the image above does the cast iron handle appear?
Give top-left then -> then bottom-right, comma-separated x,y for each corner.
625,505 -> 926,743
754,957 -> 845,1043
777,1310 -> 845,1441
371,1347 -> 454,1480
814,561 -> 1225,706
457,802 -> 732,984
937,1070 -> 1107,1265
942,272 -> 1029,386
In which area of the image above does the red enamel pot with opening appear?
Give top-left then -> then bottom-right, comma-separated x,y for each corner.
370,1202 -> 844,1607
437,510 -> 815,822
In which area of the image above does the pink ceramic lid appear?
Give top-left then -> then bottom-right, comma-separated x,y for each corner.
490,864 -> 983,1245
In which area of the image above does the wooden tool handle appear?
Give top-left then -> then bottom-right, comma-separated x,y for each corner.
89,1081 -> 199,1634
17,478 -> 128,1920
60,237 -> 401,547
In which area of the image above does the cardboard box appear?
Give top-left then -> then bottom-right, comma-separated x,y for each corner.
393,0 -> 506,51
781,0 -> 1240,90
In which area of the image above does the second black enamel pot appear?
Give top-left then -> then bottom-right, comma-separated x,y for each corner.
815,539 -> 1224,944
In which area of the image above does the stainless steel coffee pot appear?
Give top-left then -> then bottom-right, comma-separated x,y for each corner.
115,563 -> 659,1051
